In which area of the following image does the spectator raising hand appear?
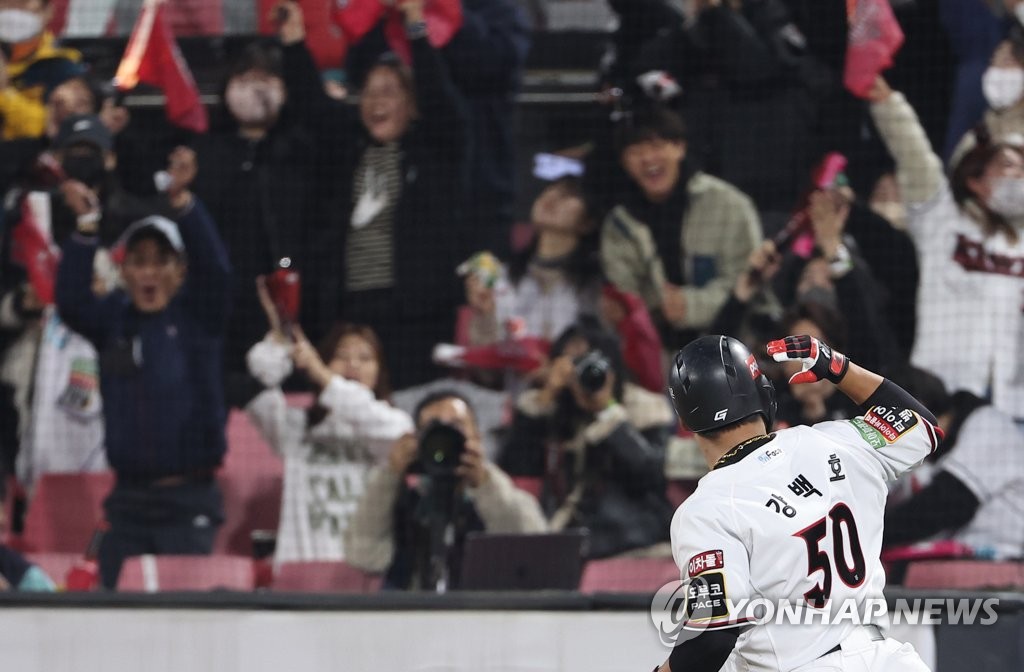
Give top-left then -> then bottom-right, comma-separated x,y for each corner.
290,325 -> 335,389
246,278 -> 414,563
280,0 -> 470,390
807,189 -> 852,261
870,74 -> 1024,415
275,1 -> 305,46
55,156 -> 231,589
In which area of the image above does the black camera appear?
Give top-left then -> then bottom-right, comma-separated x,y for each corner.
574,350 -> 611,393
416,420 -> 466,478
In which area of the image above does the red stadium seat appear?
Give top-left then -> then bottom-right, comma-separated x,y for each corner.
117,555 -> 255,592
579,557 -> 680,594
272,561 -> 382,593
903,560 -> 1024,590
21,472 -> 114,553
215,409 -> 284,555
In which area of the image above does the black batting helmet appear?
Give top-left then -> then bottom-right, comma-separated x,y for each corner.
668,335 -> 776,434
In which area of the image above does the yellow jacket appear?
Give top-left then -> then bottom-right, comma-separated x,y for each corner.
1,32 -> 83,140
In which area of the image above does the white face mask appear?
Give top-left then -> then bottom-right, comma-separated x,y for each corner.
225,79 -> 284,126
0,9 -> 43,44
987,176 -> 1024,219
983,66 -> 1024,111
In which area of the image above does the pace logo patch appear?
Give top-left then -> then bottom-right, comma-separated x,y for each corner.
685,572 -> 729,622
687,550 -> 724,577
863,405 -> 918,443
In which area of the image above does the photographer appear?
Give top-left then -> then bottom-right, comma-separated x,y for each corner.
343,390 -> 546,590
500,318 -> 675,559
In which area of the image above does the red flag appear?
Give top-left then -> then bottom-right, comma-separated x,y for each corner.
844,0 -> 904,99
10,196 -> 59,306
114,0 -> 208,132
333,0 -> 462,65
258,0 -> 347,70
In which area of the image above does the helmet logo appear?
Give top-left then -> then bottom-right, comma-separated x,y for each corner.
745,354 -> 760,379
714,409 -> 728,421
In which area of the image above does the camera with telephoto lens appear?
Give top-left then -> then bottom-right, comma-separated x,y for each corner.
574,350 -> 611,393
416,420 -> 466,478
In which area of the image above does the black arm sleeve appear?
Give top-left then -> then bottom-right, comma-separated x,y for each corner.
668,628 -> 739,672
863,379 -> 940,428
883,471 -> 980,546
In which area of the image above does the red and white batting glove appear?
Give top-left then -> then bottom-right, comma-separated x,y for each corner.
767,334 -> 850,385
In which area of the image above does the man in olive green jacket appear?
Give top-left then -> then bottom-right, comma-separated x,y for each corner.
600,106 -> 763,348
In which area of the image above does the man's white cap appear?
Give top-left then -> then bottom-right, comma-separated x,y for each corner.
119,215 -> 186,256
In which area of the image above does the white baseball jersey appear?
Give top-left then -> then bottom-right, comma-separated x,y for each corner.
670,404 -> 940,671
906,183 -> 1024,420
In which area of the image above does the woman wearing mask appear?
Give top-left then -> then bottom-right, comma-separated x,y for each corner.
245,278 -> 413,563
191,41 -> 314,405
0,0 -> 84,141
950,36 -> 1024,162
278,0 -> 468,390
870,76 -> 1024,419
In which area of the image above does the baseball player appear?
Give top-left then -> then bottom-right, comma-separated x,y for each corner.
654,334 -> 941,672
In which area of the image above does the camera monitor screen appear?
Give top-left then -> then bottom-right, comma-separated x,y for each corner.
459,531 -> 587,591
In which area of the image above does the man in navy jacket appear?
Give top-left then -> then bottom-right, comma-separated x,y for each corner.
55,147 -> 232,589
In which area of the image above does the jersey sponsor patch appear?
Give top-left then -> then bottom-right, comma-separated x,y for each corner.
849,417 -> 886,449
863,405 -> 919,443
687,549 -> 724,577
684,571 -> 729,622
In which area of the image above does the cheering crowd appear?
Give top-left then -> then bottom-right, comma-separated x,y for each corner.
0,0 -> 1023,591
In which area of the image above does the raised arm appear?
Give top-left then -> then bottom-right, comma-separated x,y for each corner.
868,78 -> 946,212
245,336 -> 303,457
54,183 -> 116,347
278,1 -> 357,141
769,334 -> 943,479
439,0 -> 531,92
404,0 -> 469,157
168,147 -> 232,334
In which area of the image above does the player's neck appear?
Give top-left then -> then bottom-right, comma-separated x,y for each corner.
700,423 -> 771,470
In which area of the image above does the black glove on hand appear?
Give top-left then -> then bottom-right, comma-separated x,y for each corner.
767,334 -> 850,385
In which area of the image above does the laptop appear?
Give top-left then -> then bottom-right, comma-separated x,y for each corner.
458,531 -> 588,591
